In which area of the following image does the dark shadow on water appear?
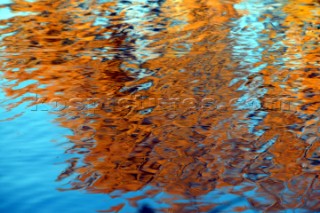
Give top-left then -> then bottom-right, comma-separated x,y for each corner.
137,204 -> 155,213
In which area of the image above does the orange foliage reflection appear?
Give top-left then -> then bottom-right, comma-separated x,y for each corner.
1,0 -> 319,212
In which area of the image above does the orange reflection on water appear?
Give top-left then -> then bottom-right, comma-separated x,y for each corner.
1,0 -> 319,212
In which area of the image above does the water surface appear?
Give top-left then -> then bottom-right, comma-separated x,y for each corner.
0,0 -> 319,212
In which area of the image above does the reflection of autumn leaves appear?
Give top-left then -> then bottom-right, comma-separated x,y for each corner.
284,0 -> 320,164
1,0 -> 244,199
1,0 -> 320,212
265,0 -> 320,178
267,0 -> 320,114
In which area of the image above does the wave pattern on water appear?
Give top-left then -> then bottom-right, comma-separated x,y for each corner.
0,0 -> 319,212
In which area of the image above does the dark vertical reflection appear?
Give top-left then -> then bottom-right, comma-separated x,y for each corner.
0,0 -> 319,212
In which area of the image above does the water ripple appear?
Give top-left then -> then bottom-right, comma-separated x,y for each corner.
0,0 -> 319,212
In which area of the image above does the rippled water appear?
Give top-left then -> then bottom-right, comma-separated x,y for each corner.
0,0 -> 319,212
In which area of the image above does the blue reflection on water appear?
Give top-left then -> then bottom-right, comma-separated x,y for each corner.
0,84 -> 111,212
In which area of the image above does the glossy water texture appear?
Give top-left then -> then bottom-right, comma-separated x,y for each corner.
0,0 -> 320,212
